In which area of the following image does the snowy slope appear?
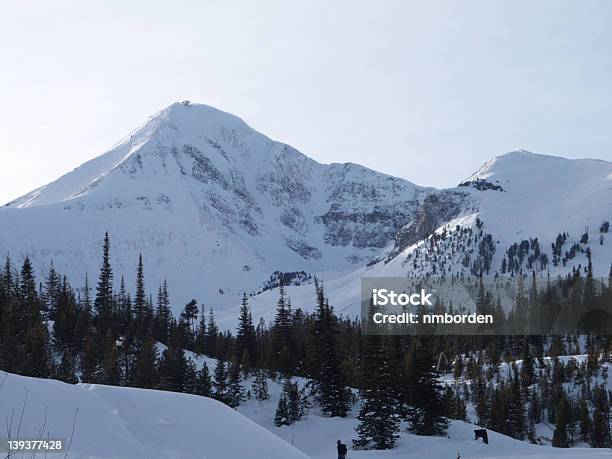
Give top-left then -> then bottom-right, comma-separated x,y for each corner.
0,370 -> 309,459
0,102 -> 428,314
2,368 -> 607,459
171,347 -> 612,459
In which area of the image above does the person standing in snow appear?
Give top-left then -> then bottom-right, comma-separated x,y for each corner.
337,440 -> 347,459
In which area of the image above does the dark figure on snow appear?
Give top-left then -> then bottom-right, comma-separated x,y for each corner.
337,440 -> 347,459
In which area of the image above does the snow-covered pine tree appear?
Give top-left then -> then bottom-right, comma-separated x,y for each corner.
274,377 -> 307,426
251,368 -> 270,403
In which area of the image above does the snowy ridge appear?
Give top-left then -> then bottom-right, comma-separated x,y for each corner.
0,370 -> 309,459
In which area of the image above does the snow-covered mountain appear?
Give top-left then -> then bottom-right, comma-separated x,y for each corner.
243,151 -> 612,326
1,102 -> 611,326
0,102 -> 429,309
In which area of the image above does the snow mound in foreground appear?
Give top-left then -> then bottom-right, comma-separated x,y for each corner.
0,371 -> 309,459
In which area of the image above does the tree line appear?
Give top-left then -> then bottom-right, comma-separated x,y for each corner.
0,233 -> 611,450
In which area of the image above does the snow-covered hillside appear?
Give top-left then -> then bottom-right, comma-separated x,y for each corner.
1,102 -> 610,328
1,369 -> 608,459
0,370 -> 308,459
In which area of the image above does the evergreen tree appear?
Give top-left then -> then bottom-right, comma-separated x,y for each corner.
81,334 -> 99,383
134,335 -> 158,388
94,232 -> 114,330
154,280 -> 171,343
204,308 -> 219,357
195,362 -> 213,397
270,283 -> 293,374
43,262 -> 61,320
591,385 -> 611,447
184,358 -> 198,395
234,293 -> 257,369
251,369 -> 270,404
353,333 -> 399,450
406,338 -> 448,436
24,321 -> 50,378
157,333 -> 189,393
102,337 -> 121,386
134,254 -> 148,331
274,392 -> 290,427
56,348 -> 78,384
213,358 -> 229,404
274,377 -> 306,426
227,361 -> 245,408
508,364 -> 526,440
552,393 -> 570,448
577,396 -> 592,444
311,282 -> 351,417
181,299 -> 199,341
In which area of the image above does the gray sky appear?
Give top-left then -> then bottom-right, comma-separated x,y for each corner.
1,0 -> 611,204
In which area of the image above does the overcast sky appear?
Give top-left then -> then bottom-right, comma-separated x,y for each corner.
1,0 -> 611,204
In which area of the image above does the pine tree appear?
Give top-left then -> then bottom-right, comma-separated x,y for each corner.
134,335 -> 158,388
591,385 -> 611,447
213,358 -> 229,404
102,337 -> 121,386
274,393 -> 290,427
195,362 -> 213,397
353,333 -> 399,450
406,338 -> 448,436
157,331 -> 189,393
227,361 -> 245,408
24,321 -> 50,378
507,364 -> 526,440
56,348 -> 78,384
234,293 -> 257,369
270,283 -> 294,375
274,377 -> 306,426
552,393 -> 570,448
43,262 -> 61,320
133,254 -> 145,317
577,396 -> 592,444
94,233 -> 114,330
251,369 -> 270,404
204,308 -> 219,357
311,283 -> 351,417
181,299 -> 199,341
81,334 -> 99,382
154,280 -> 171,343
184,358 -> 198,395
